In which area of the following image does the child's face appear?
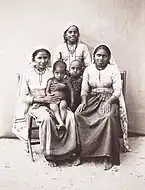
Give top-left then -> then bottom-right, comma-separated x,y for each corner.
69,61 -> 82,78
54,67 -> 65,81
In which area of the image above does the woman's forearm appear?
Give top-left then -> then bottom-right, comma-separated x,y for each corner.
81,95 -> 87,103
107,95 -> 118,105
33,97 -> 44,103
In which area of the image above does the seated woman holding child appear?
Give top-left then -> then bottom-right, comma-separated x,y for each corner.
13,48 -> 80,166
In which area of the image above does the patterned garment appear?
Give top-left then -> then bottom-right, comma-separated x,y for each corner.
80,64 -> 130,152
53,42 -> 92,69
13,64 -> 79,160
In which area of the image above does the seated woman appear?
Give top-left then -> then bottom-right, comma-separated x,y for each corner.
75,44 -> 129,170
53,23 -> 91,69
13,48 -> 79,166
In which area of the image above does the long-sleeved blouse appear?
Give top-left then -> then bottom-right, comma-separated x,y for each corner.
53,42 -> 91,69
81,64 -> 122,98
20,66 -> 53,105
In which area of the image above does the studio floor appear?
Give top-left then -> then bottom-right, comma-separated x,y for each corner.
0,136 -> 145,190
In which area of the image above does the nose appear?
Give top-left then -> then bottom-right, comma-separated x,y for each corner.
99,55 -> 103,60
41,58 -> 45,63
71,32 -> 76,36
73,68 -> 77,72
57,73 -> 61,78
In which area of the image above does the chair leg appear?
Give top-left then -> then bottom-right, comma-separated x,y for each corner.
28,138 -> 34,162
27,115 -> 34,162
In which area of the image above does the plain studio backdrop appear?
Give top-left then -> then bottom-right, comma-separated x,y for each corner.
0,0 -> 145,137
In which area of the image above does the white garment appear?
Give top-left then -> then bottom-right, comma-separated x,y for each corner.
53,42 -> 91,69
81,64 -> 122,98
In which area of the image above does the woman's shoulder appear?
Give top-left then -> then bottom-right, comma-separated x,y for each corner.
22,64 -> 34,77
77,42 -> 89,49
85,64 -> 95,71
107,64 -> 120,71
106,64 -> 120,75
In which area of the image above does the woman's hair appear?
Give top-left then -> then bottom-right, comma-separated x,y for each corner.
93,45 -> 111,62
32,48 -> 51,61
53,60 -> 67,73
63,25 -> 80,43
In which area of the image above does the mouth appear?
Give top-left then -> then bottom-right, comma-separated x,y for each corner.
70,37 -> 76,40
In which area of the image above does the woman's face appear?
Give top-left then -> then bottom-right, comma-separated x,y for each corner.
94,48 -> 110,68
65,26 -> 79,44
34,51 -> 49,70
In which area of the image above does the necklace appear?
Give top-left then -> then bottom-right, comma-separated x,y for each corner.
66,43 -> 78,64
66,43 -> 77,54
34,66 -> 46,85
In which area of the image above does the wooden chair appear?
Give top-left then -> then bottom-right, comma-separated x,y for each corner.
27,115 -> 40,162
121,70 -> 127,97
119,70 -> 127,139
17,73 -> 40,162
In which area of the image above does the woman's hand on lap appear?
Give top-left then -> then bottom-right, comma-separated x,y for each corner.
102,101 -> 111,114
76,101 -> 87,113
44,93 -> 60,104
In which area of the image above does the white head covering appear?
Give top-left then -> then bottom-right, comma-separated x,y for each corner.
92,43 -> 117,67
63,22 -> 80,33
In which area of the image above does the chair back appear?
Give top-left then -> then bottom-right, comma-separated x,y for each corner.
121,71 -> 126,97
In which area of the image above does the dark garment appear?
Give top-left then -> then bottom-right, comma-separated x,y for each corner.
71,76 -> 82,112
75,92 -> 120,165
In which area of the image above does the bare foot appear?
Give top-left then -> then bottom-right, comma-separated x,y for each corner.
72,158 -> 81,166
47,161 -> 58,167
104,159 -> 113,171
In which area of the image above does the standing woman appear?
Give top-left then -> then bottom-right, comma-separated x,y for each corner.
13,48 -> 79,166
53,23 -> 91,69
75,44 -> 129,170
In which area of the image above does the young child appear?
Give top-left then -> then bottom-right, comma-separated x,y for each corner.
46,60 -> 74,130
69,59 -> 84,112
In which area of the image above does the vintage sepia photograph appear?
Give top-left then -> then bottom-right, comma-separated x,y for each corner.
0,0 -> 145,189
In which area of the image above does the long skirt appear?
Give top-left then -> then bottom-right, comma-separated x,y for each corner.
13,104 -> 80,161
75,93 -> 120,165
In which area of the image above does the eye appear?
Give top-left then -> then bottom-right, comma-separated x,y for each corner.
68,31 -> 72,34
71,67 -> 75,70
44,56 -> 48,59
73,31 -> 78,35
37,56 -> 42,59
